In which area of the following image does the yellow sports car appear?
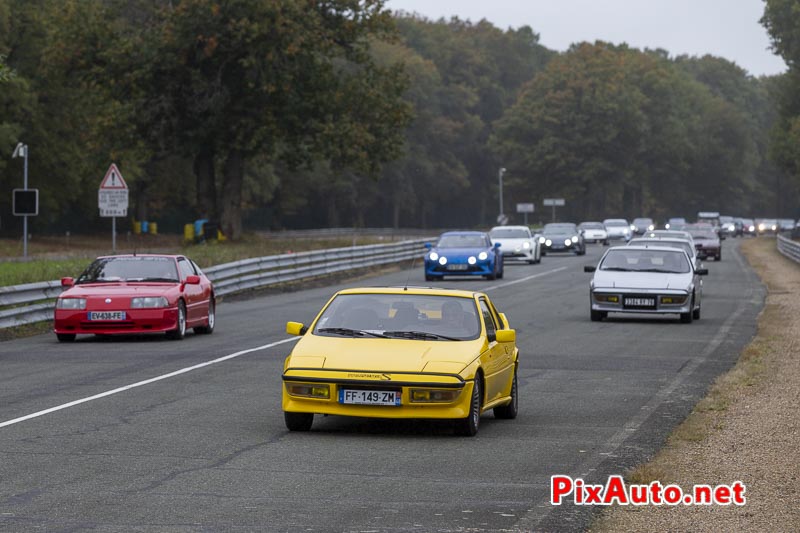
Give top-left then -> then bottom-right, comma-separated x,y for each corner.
282,287 -> 519,436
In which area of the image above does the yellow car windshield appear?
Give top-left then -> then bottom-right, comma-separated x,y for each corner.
313,294 -> 481,341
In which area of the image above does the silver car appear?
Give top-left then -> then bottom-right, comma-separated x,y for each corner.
584,246 -> 708,323
603,218 -> 632,242
489,225 -> 541,264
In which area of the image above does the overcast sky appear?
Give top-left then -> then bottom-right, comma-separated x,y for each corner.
386,0 -> 786,77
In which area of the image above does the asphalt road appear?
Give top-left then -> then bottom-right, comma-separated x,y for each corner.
0,238 -> 765,532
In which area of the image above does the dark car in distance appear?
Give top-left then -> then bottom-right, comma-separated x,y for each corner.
539,223 -> 586,256
686,224 -> 722,261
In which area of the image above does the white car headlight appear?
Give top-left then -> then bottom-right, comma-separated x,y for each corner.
665,223 -> 671,229
429,252 -> 439,261
523,241 -> 531,249
478,251 -> 488,261
630,225 -> 636,230
538,236 -> 546,244
438,256 -> 448,265
468,256 -> 477,265
545,239 -> 552,246
564,238 -> 572,246
56,298 -> 86,310
131,297 -> 169,309
648,225 -> 654,231
571,236 -> 579,243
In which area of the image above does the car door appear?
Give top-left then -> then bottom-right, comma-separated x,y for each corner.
478,298 -> 512,403
177,257 -> 205,323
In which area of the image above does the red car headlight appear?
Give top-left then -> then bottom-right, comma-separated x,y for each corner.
130,297 -> 169,308
56,298 -> 86,310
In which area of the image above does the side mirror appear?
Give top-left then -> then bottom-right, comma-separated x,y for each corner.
584,265 -> 596,273
696,268 -> 709,276
424,242 -> 432,249
61,277 -> 74,288
286,321 -> 308,336
494,242 -> 501,248
495,329 -> 516,343
185,275 -> 201,285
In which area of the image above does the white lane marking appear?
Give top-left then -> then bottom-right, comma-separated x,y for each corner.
0,337 -> 300,430
483,266 -> 568,292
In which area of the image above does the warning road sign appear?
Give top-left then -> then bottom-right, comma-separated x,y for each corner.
99,163 -> 128,189
98,163 -> 129,217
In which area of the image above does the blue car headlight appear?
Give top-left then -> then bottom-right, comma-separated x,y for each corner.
478,251 -> 488,261
468,256 -> 477,265
438,256 -> 448,265
429,252 -> 439,261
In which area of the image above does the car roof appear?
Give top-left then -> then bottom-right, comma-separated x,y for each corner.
96,254 -> 181,260
603,218 -> 628,223
609,245 -> 686,253
335,287 -> 482,299
490,225 -> 530,231
440,231 -> 487,237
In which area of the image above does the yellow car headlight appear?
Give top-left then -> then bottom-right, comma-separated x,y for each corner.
286,383 -> 330,399
410,389 -> 461,403
594,294 -> 620,303
660,295 -> 688,305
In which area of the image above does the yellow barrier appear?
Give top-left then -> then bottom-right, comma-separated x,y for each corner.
148,222 -> 158,235
133,221 -> 142,234
184,224 -> 194,242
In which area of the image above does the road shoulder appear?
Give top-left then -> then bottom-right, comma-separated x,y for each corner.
591,237 -> 800,531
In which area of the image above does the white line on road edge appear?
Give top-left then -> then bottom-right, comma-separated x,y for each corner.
0,337 -> 300,430
483,266 -> 568,292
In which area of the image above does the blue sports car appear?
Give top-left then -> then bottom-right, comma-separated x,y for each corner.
424,231 -> 504,281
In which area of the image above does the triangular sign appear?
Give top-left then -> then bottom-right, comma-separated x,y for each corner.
99,163 -> 128,189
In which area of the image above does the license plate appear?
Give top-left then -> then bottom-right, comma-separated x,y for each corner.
87,311 -> 127,321
447,264 -> 468,271
624,298 -> 655,308
339,389 -> 401,406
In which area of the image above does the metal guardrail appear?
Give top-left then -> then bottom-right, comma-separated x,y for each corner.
777,234 -> 800,264
0,239 -> 429,330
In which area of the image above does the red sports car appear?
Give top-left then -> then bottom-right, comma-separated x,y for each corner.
53,254 -> 216,342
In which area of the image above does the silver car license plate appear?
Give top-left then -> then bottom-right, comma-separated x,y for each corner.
624,297 -> 655,308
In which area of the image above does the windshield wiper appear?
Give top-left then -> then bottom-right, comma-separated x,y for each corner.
317,327 -> 388,338
637,268 -> 680,273
127,277 -> 178,282
382,330 -> 461,341
601,267 -> 630,272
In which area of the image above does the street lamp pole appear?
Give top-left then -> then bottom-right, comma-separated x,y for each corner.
498,167 -> 506,219
12,142 -> 29,258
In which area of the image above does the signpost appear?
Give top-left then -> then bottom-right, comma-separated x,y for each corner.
98,163 -> 129,252
543,198 -> 565,222
11,142 -> 34,258
516,203 -> 535,225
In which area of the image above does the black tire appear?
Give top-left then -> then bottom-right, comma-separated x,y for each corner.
56,333 -> 76,342
455,377 -> 482,436
715,252 -> 721,261
494,366 -> 518,420
284,411 -> 313,431
166,300 -> 187,340
693,304 -> 701,320
497,261 -> 504,279
590,309 -> 605,322
541,251 -> 546,256
486,263 -> 498,281
603,240 -> 609,246
194,298 -> 216,334
425,274 -> 434,282
680,297 -> 694,323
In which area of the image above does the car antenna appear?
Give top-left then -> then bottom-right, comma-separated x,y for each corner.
404,255 -> 418,291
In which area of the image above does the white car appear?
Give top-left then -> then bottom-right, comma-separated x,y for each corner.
584,245 -> 708,323
603,219 -> 633,242
643,229 -> 695,247
628,237 -> 702,270
489,225 -> 541,264
578,222 -> 609,244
